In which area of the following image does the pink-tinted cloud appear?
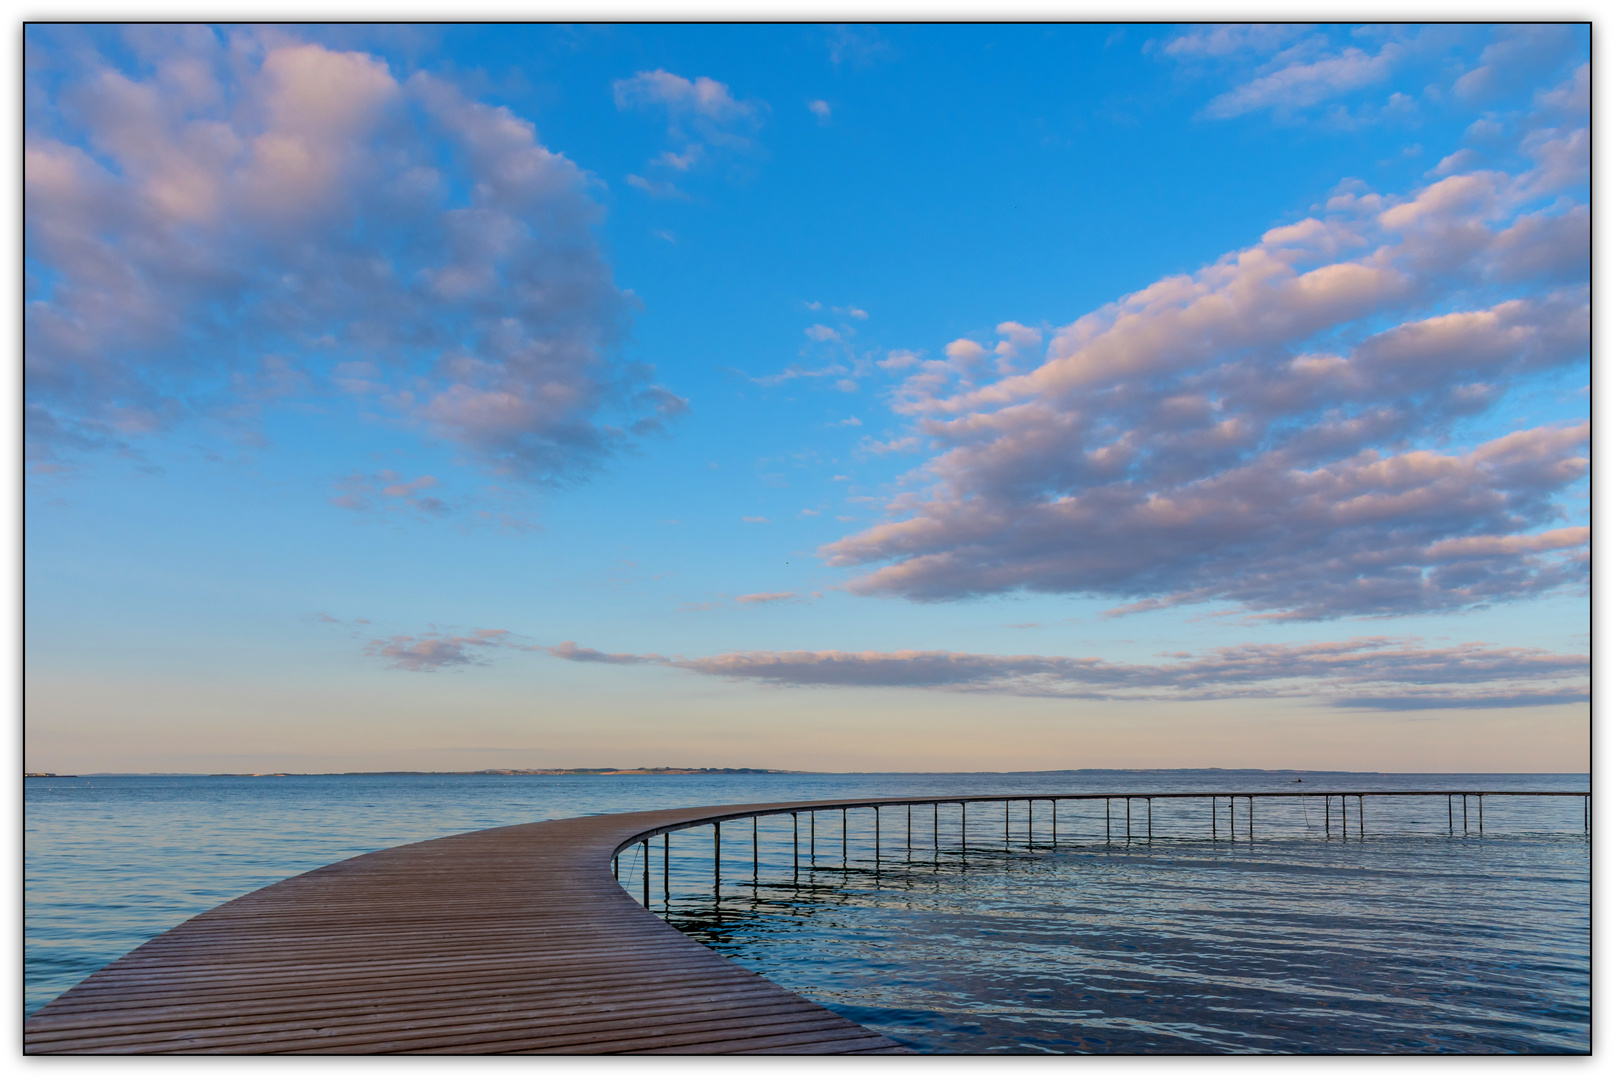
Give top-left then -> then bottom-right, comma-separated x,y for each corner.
330,470 -> 450,517
542,641 -> 661,665
26,30 -> 682,481
366,629 -> 515,672
824,75 -> 1588,620
1204,41 -> 1403,119
613,69 -> 764,182
540,636 -> 1586,712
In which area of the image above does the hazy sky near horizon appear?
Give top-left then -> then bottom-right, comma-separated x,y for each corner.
24,22 -> 1589,774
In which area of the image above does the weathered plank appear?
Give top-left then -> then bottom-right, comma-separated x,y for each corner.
25,801 -> 913,1055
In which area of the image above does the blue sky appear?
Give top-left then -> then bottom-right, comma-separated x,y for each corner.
23,21 -> 1590,773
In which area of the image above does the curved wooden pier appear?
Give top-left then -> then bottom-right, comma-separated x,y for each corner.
23,800 -> 912,1055
25,789 -> 1588,1054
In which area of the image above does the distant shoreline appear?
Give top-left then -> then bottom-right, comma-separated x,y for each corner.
26,768 -> 1586,779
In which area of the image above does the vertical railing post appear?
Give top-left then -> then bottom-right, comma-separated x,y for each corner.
1027,799 -> 1033,849
752,816 -> 758,887
643,841 -> 650,907
1358,795 -> 1364,839
875,805 -> 881,863
1147,798 -> 1152,843
1449,794 -> 1454,835
1106,798 -> 1112,844
713,822 -> 721,899
664,832 -> 670,905
1052,799 -> 1058,847
1478,795 -> 1483,836
1125,798 -> 1131,842
1004,800 -> 1010,851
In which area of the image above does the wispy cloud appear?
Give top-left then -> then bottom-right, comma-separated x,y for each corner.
827,25 -> 895,67
613,68 -> 765,185
540,635 -> 1586,712
366,629 -> 517,672
734,591 -> 798,605
542,640 -> 661,665
1203,40 -> 1403,119
331,470 -> 449,517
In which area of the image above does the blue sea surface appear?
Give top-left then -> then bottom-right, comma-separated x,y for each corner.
25,770 -> 1589,1053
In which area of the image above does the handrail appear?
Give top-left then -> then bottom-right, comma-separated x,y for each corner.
608,789 -> 1590,855
24,788 -> 1589,1054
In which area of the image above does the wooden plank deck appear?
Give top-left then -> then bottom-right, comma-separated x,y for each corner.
26,788 -> 1586,1054
24,801 -> 913,1055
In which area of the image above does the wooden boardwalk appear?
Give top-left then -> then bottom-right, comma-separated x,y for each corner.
23,801 -> 912,1055
25,788 -> 1586,1054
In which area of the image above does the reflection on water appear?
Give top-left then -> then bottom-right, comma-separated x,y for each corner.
27,771 -> 1589,1053
657,801 -> 1589,1053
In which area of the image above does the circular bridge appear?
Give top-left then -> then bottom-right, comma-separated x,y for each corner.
24,790 -> 1587,1054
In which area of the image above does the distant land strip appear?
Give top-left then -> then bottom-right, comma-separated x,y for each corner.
211,767 -> 809,777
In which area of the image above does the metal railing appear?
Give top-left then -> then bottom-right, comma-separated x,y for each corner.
609,790 -> 1590,908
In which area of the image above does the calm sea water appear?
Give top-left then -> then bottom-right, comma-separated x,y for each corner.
25,770 -> 1589,1053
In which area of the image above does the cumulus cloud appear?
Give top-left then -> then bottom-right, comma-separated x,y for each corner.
542,636 -> 1586,712
25,29 -> 681,481
827,69 -> 1588,620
